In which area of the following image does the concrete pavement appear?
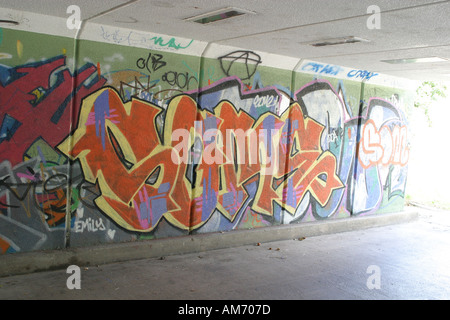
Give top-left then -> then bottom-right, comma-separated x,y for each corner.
0,206 -> 449,300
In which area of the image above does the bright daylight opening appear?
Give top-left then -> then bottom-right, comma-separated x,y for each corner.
406,80 -> 450,211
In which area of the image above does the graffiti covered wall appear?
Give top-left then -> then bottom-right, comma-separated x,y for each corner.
0,26 -> 411,254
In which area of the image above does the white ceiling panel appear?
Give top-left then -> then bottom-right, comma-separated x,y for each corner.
0,0 -> 449,81
216,3 -> 450,59
89,0 -> 448,42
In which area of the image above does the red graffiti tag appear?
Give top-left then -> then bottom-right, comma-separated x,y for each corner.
61,87 -> 343,232
0,56 -> 106,166
60,88 -> 191,231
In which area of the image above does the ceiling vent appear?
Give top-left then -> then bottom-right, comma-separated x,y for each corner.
185,7 -> 255,24
0,19 -> 19,26
308,36 -> 370,47
381,57 -> 448,64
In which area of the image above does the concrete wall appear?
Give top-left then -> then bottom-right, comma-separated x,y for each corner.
0,16 -> 413,254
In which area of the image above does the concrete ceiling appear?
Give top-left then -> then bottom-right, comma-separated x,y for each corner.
1,0 -> 450,82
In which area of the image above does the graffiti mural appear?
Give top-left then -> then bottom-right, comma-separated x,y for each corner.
0,55 -> 106,166
59,81 -> 344,232
57,75 -> 409,234
0,28 -> 411,253
0,54 -> 110,253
